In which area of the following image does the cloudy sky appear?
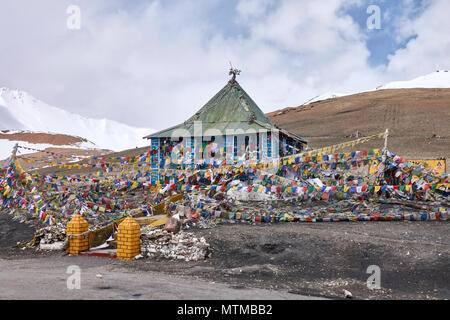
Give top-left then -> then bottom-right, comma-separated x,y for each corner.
0,0 -> 449,131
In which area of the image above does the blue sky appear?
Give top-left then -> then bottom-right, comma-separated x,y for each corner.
138,0 -> 430,67
345,0 -> 426,66
0,0 -> 449,130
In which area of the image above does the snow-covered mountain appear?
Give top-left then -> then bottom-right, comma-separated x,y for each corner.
0,87 -> 154,160
302,70 -> 450,105
376,70 -> 450,90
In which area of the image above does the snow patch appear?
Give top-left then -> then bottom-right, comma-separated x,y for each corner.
0,87 -> 154,152
300,70 -> 450,107
376,70 -> 450,90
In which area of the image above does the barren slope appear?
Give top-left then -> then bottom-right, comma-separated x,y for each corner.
0,130 -> 89,146
267,88 -> 450,170
32,146 -> 151,176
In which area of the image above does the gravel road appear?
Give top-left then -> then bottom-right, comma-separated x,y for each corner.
0,256 -> 323,300
1,213 -> 448,300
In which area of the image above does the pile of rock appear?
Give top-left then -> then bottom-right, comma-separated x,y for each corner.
140,228 -> 211,261
32,226 -> 67,250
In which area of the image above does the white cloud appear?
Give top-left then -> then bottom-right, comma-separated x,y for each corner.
387,0 -> 450,77
236,0 -> 275,20
236,0 -> 380,105
0,0 -> 447,134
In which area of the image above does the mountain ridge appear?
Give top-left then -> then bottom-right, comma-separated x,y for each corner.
0,87 -> 154,160
267,87 -> 450,171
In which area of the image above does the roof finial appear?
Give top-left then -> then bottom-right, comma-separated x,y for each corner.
228,61 -> 241,83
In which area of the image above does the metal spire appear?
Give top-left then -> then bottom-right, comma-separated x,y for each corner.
228,61 -> 241,82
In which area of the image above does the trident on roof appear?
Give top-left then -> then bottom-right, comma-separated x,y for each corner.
229,61 -> 241,82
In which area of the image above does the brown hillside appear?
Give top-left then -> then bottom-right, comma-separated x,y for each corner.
0,131 -> 88,145
33,146 -> 150,176
267,88 -> 450,171
2,145 -> 148,175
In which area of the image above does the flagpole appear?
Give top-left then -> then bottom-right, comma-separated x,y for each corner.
377,129 -> 389,185
8,143 -> 19,167
384,128 -> 389,150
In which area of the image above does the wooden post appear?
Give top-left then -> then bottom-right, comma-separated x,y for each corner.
384,129 -> 389,150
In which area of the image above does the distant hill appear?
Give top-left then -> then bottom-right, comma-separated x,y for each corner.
267,88 -> 450,171
2,71 -> 449,172
0,87 -> 154,160
376,70 -> 450,90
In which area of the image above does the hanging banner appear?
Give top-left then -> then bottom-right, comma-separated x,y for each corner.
408,159 -> 446,175
369,159 -> 381,175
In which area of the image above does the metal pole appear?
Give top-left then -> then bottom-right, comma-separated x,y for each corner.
12,143 -> 18,157
376,129 -> 389,185
9,143 -> 19,165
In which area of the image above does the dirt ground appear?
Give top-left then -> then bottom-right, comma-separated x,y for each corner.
1,213 -> 448,300
0,214 -> 36,250
0,131 -> 88,146
0,256 -> 320,300
129,221 -> 450,300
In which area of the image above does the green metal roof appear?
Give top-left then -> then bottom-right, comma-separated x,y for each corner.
144,79 -> 307,143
